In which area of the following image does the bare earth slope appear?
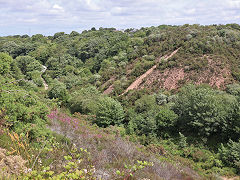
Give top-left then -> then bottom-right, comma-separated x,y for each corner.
140,56 -> 233,91
122,49 -> 179,95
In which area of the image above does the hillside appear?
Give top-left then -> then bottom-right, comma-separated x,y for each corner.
1,24 -> 240,179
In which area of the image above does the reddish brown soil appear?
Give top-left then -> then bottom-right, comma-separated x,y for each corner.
102,77 -> 115,95
104,49 -> 234,95
103,84 -> 114,94
122,49 -> 179,95
140,57 -> 233,90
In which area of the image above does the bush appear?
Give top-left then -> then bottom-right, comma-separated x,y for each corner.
69,86 -> 100,114
0,79 -> 49,139
127,95 -> 161,137
128,109 -> 157,136
226,83 -> 240,97
219,139 -> 240,170
94,97 -> 125,127
173,84 -> 240,141
16,56 -> 42,75
155,93 -> 167,105
143,55 -> 155,61
156,107 -> 178,136
0,52 -> 13,75
48,81 -> 69,103
178,132 -> 187,148
134,95 -> 158,113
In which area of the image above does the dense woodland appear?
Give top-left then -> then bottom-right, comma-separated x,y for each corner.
1,24 -> 240,179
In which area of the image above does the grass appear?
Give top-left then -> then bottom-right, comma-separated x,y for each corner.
0,108 -> 228,179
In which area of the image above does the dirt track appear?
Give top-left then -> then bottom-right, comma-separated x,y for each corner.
41,65 -> 48,90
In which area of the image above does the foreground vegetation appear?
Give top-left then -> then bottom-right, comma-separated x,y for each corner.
1,24 -> 240,179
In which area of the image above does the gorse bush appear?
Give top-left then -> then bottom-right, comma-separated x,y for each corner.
0,78 -> 49,140
2,24 -> 240,178
0,52 -> 13,75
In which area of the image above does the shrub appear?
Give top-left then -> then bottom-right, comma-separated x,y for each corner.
143,55 -> 155,61
48,81 -> 69,102
16,56 -> 42,75
155,93 -> 167,105
69,86 -> 101,114
0,79 -> 49,139
178,132 -> 187,148
226,83 -> 240,97
219,139 -> 240,170
134,95 -> 158,113
131,60 -> 154,77
155,107 -> 178,136
173,84 -> 240,141
94,97 -> 125,127
0,52 -> 13,75
128,110 -> 157,136
1,41 -> 21,58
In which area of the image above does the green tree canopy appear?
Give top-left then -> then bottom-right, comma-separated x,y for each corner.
0,52 -> 13,75
16,56 -> 42,75
48,81 -> 69,102
94,96 -> 125,127
173,85 -> 240,140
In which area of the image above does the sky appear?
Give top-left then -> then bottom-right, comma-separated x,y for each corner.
0,0 -> 240,36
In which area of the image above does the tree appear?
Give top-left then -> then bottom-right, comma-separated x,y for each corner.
173,85 -> 240,140
16,56 -> 42,75
134,95 -> 158,113
94,97 -> 125,127
219,139 -> 240,170
53,32 -> 65,39
128,109 -> 157,136
1,41 -> 20,58
29,45 -> 50,64
127,95 -> 160,136
48,81 -> 69,102
156,107 -> 178,136
70,31 -> 80,37
226,84 -> 240,97
31,34 -> 46,43
155,93 -> 167,105
69,86 -> 100,114
0,78 -> 49,139
0,52 -> 13,75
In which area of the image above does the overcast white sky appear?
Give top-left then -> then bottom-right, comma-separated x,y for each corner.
0,0 -> 240,36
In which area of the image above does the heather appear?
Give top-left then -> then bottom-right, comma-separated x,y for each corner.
1,24 -> 240,179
